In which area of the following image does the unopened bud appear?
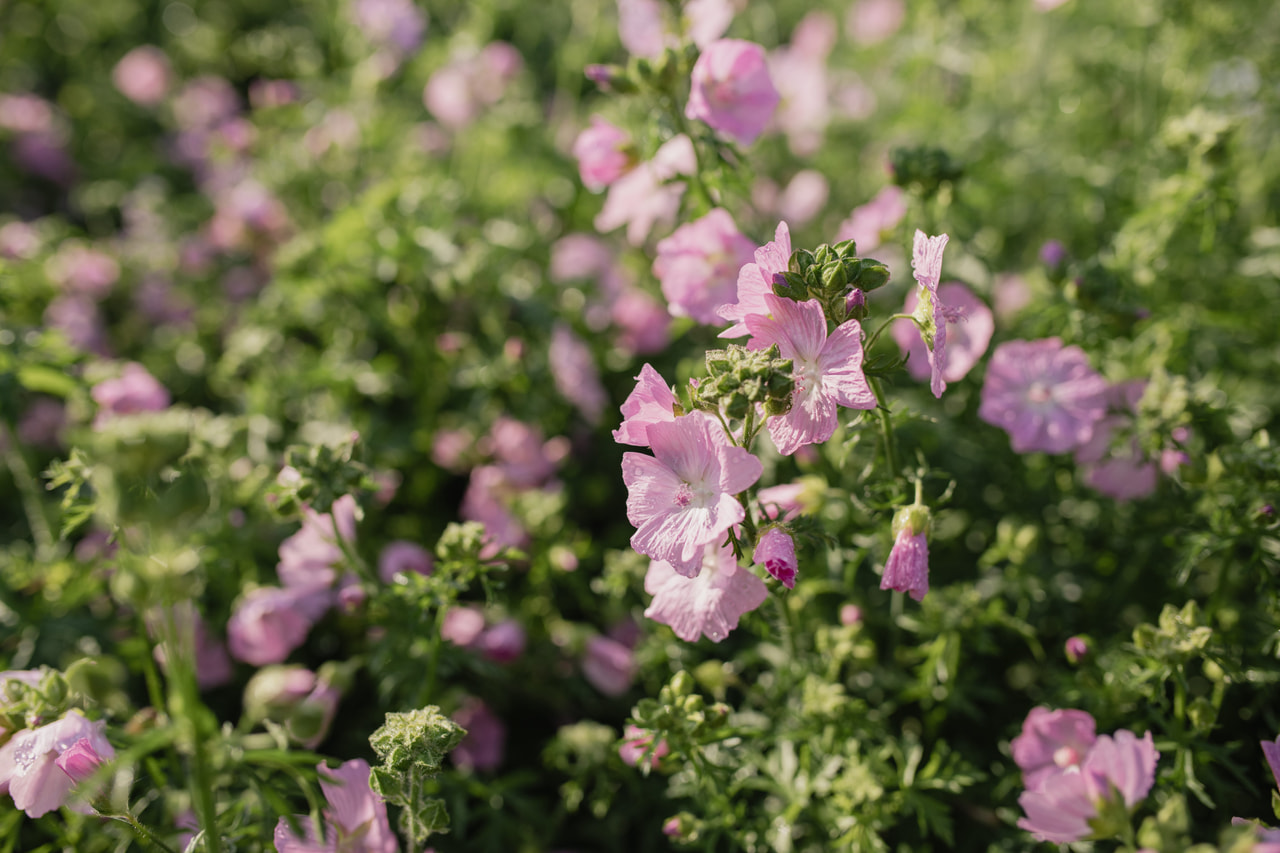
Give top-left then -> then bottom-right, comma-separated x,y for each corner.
1064,636 -> 1089,664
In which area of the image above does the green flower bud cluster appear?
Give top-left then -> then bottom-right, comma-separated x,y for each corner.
1,667 -> 74,734
1132,601 -> 1214,660
628,671 -> 732,760
694,344 -> 794,421
270,432 -> 370,518
369,706 -> 466,841
889,144 -> 964,198
775,241 -> 891,327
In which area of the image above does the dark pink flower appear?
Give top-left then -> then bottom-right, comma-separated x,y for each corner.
91,363 -> 170,427
479,620 -> 526,664
686,39 -> 780,146
643,544 -> 768,642
377,541 -> 433,583
53,738 -> 104,783
623,413 -> 761,575
274,759 -> 398,853
880,518 -> 929,602
582,635 -> 637,696
978,338 -> 1108,454
754,527 -> 797,589
452,698 -> 505,772
1011,706 -> 1097,791
573,116 -> 635,191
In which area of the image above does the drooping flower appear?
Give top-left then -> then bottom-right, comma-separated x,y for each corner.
573,116 -> 635,191
595,135 -> 696,245
0,710 -> 115,818
685,39 -> 780,146
834,186 -> 906,253
582,635 -> 637,696
753,527 -> 798,589
745,295 -> 876,456
274,759 -> 399,853
718,221 -> 791,338
1017,730 -> 1158,843
905,230 -> 951,398
880,503 -> 930,601
643,544 -> 769,642
892,282 -> 993,388
622,413 -> 762,575
653,208 -> 756,325
978,337 -> 1109,454
1011,706 -> 1097,791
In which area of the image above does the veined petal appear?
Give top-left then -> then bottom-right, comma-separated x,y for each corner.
648,415 -> 720,485
717,444 -> 763,495
763,295 -> 827,361
622,453 -> 685,528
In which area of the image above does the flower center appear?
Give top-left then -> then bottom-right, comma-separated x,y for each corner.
674,483 -> 694,508
1027,382 -> 1052,404
1053,745 -> 1081,768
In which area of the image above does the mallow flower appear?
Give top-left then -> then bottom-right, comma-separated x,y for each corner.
643,544 -> 768,642
274,759 -> 398,852
718,220 -> 791,338
622,412 -> 762,575
613,364 -> 678,447
906,230 -> 950,398
1011,706 -> 1097,791
753,527 -> 798,589
880,502 -> 930,601
0,710 -> 115,818
653,208 -> 756,325
685,39 -> 780,146
745,295 -> 876,456
892,282 -> 993,389
573,116 -> 635,191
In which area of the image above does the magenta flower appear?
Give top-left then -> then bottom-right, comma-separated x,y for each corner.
1017,730 -> 1158,843
478,619 -> 526,664
623,413 -> 762,575
718,221 -> 791,338
573,116 -> 635,191
277,495 -> 358,591
892,282 -> 993,388
643,544 -> 768,642
550,324 -> 608,424
880,505 -> 930,601
834,186 -> 906,253
274,759 -> 398,853
113,46 -> 170,106
1011,706 -> 1097,791
377,540 -> 434,583
452,698 -> 506,772
685,39 -> 780,146
1065,636 -> 1090,664
754,528 -> 798,589
582,635 -> 637,696
0,710 -> 114,818
653,208 -> 756,325
1262,736 -> 1280,790
745,295 -> 876,456
91,362 -> 170,427
979,337 -> 1109,454
595,135 -> 696,245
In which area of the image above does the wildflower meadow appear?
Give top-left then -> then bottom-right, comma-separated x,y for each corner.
3,0 -> 1280,850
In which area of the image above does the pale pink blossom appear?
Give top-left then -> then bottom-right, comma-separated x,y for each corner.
613,363 -> 677,447
979,338 -> 1109,454
719,221 -> 791,338
746,295 -> 876,455
846,0 -> 905,45
644,544 -> 768,642
486,417 -> 564,488
91,362 -> 170,427
46,296 -> 109,355
452,698 -> 505,772
148,602 -> 234,690
612,287 -> 672,354
550,233 -> 616,286
623,413 -> 762,575
0,94 -> 54,134
1011,707 -> 1097,791
769,13 -> 836,156
683,0 -> 735,47
573,116 -> 635,191
1073,381 -> 1163,501
654,208 -> 756,325
834,186 -> 905,253
423,42 -> 522,130
113,46 -> 171,105
892,282 -> 993,388
45,244 -> 119,299
906,230 -> 951,398
274,759 -> 398,853
993,273 -> 1031,320
0,221 -> 40,259
582,635 -> 637,696
0,710 -> 114,818
1033,0 -> 1071,11
227,586 -> 331,666
754,528 -> 797,588
285,676 -> 343,750
173,77 -> 240,131
595,135 -> 696,245
757,482 -> 806,520
686,39 -> 780,146
550,324 -> 608,424
460,465 -> 529,554
277,495 -> 358,591
616,0 -> 668,58
351,0 -> 427,59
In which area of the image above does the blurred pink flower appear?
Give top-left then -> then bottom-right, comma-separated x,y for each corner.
619,725 -> 669,767
45,244 -> 119,299
612,287 -> 672,354
683,0 -> 735,47
1073,380 -> 1173,501
623,413 -> 761,575
479,620 -> 526,664
654,208 -> 756,325
719,221 -> 791,338
595,134 -> 696,245
613,363 -> 677,447
431,427 -> 474,471
1262,736 -> 1280,790
17,398 -> 65,449
351,0 -> 427,59
993,273 -> 1031,320
452,698 -> 506,772
46,296 -> 109,355
550,324 -> 608,424
835,186 -> 906,253
113,46 -> 171,106
644,544 -> 768,642
754,527 -> 797,589
274,759 -> 398,853
550,233 -> 616,286
1011,706 -> 1097,791
173,77 -> 240,131
149,602 -> 234,690
617,0 -> 668,58
488,417 -> 562,487
249,79 -> 299,109
777,170 -> 830,227
746,296 -> 876,455
892,282 -> 993,388
11,132 -> 75,184
423,43 -> 523,130
227,585 -> 331,666
846,0 -> 905,45
686,39 -> 780,146
378,541 -> 434,583
978,338 -> 1108,454
582,634 -> 637,696
573,116 -> 635,191
769,13 -> 836,156
0,94 -> 54,134
0,221 -> 40,259
461,465 -> 529,554
0,710 -> 114,818
440,606 -> 486,647
91,362 -> 170,427
277,495 -> 359,591
757,482 -> 806,520
1034,0 -> 1072,11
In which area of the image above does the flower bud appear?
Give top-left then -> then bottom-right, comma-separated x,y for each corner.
1064,636 -> 1089,664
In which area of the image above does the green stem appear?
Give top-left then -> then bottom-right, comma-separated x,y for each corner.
2,437 -> 56,560
868,377 -> 899,476
104,810 -> 180,853
864,313 -> 917,354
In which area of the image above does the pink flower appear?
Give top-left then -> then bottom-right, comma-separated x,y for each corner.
17,398 -> 66,449
46,295 -> 109,355
46,244 -> 119,299
113,46 -> 171,105
227,586 -> 331,666
53,738 -> 104,783
777,170 -> 830,226
754,528 -> 797,588
619,725 -> 670,767
461,466 -> 529,554
0,221 -> 40,259
277,495 -> 359,591
683,0 -> 735,46
487,417 -> 563,488
993,273 -> 1031,320
595,135 -> 696,245
274,759 -> 398,853
423,43 -> 522,130
906,230 -> 951,398
1073,381 -> 1166,501
1262,736 -> 1280,790
1065,636 -> 1090,664
478,620 -> 526,664
880,508 -> 929,602
644,544 -> 768,642
1011,707 -> 1097,791
573,117 -> 635,191
616,0 -> 668,58
0,94 -> 54,134
582,635 -> 637,696
285,676 -> 343,750
613,364 -> 678,447
892,282 -> 993,388
745,295 -> 876,456
686,39 -> 780,146
719,221 -> 792,338
654,209 -> 756,325
377,541 -> 434,583
351,0 -> 427,59
1017,730 -> 1158,843
834,186 -> 906,253
452,698 -> 506,772
149,602 -> 234,690
91,362 -> 170,427
0,710 -> 114,818
846,0 -> 905,45
440,606 -> 486,647
550,324 -> 608,424
622,413 -> 762,575
613,287 -> 672,354
979,338 -> 1109,454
